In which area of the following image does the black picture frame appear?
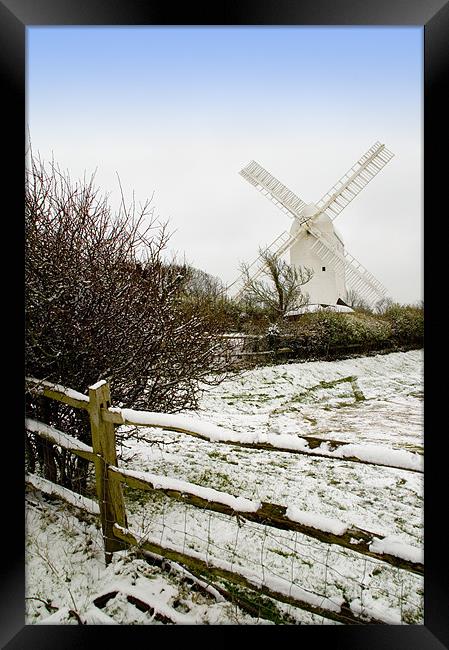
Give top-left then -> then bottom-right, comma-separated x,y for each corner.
1,0 -> 447,647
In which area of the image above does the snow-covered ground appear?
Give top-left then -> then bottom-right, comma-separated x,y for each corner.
26,349 -> 423,625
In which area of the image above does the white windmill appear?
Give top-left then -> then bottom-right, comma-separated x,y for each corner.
230,141 -> 394,308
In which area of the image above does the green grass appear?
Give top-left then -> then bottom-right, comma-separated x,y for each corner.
207,450 -> 229,461
192,469 -> 235,492
220,581 -> 299,625
278,375 -> 365,410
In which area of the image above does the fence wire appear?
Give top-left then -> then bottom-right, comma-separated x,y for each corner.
25,404 -> 423,626
114,481 -> 423,626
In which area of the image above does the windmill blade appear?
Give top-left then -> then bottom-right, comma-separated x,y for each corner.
227,230 -> 298,299
309,234 -> 388,306
315,142 -> 395,220
239,160 -> 309,222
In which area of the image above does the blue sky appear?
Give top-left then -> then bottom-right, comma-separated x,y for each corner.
27,27 -> 422,303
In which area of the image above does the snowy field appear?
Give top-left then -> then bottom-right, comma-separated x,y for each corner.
26,349 -> 423,625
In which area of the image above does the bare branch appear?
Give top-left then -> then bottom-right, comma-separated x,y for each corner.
239,248 -> 313,319
25,155 -> 234,491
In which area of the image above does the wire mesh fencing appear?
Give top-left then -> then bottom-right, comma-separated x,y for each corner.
24,377 -> 424,625
115,482 -> 423,625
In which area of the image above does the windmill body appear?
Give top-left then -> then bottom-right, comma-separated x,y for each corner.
231,142 -> 395,308
289,206 -> 346,305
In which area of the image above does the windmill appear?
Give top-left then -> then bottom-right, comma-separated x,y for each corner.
229,141 -> 394,308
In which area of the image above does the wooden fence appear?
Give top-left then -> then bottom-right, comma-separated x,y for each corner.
25,377 -> 424,625
220,333 -> 421,367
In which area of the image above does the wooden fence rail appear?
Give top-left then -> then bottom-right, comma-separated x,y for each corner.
110,524 -> 390,626
25,377 -> 423,623
27,377 -> 422,474
102,408 -> 422,474
25,377 -> 423,573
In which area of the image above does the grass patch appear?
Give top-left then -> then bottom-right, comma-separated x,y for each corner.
208,450 -> 229,462
220,581 -> 299,624
192,469 -> 235,492
282,375 -> 365,407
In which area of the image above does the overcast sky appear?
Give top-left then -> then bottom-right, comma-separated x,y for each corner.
27,26 -> 423,304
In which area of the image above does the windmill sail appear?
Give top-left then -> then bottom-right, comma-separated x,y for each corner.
315,142 -> 394,220
226,230 -> 293,298
233,142 -> 393,305
309,235 -> 388,305
239,160 -> 309,222
228,224 -> 387,305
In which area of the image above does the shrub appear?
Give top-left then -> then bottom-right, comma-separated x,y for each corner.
382,303 -> 424,344
25,155 -> 232,490
280,311 -> 393,357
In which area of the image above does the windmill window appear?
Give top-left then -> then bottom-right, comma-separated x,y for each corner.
322,266 -> 326,271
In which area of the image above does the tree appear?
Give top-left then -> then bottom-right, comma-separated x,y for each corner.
239,248 -> 313,320
176,264 -> 241,332
25,155 -> 232,490
346,289 -> 372,313
374,295 -> 394,315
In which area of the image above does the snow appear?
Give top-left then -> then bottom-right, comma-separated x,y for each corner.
369,536 -> 423,565
286,506 -> 348,536
89,379 -> 107,391
26,376 -> 89,402
112,350 -> 423,624
117,410 -> 421,473
25,490 -> 272,625
82,607 -> 118,625
194,348 -> 423,455
114,524 -> 344,615
26,473 -> 100,515
331,443 -> 422,472
111,466 -> 261,513
119,408 -> 238,439
349,598 -> 402,625
286,304 -> 354,315
25,418 -> 94,454
145,554 -> 226,603
25,350 -> 424,626
36,607 -> 75,625
93,582 -> 198,624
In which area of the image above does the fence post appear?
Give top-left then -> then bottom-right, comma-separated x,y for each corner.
89,380 -> 128,564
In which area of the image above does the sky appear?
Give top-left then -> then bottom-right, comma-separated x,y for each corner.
27,26 -> 423,304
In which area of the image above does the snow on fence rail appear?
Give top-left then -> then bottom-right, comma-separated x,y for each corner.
25,377 -> 423,624
26,376 -> 422,474
104,407 -> 422,473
